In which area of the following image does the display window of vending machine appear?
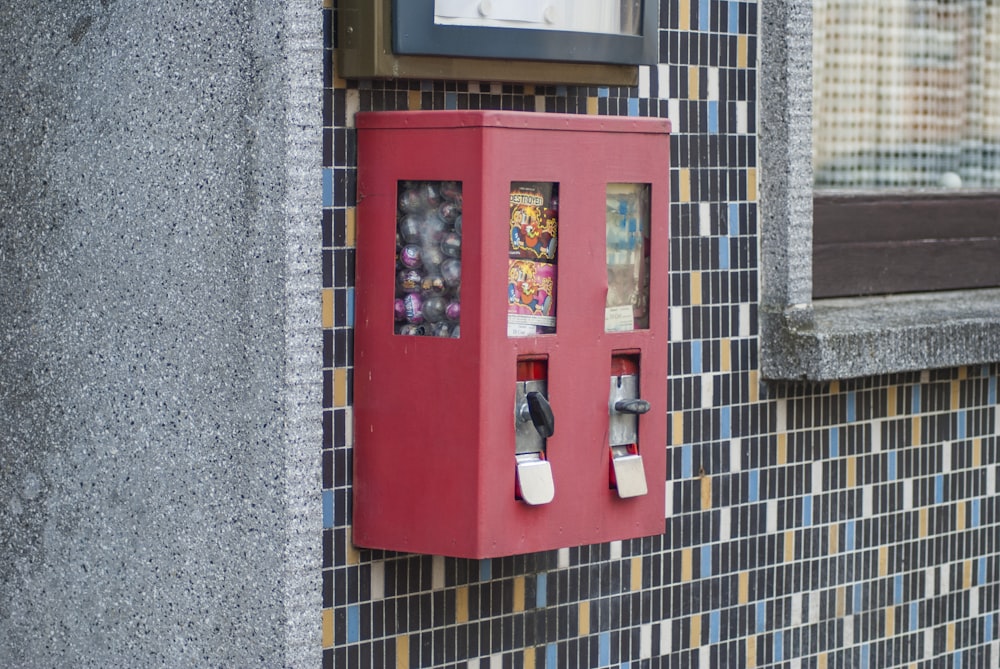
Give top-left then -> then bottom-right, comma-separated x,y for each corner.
354,111 -> 670,558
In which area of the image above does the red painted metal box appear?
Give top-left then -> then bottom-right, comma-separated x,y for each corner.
353,111 -> 670,558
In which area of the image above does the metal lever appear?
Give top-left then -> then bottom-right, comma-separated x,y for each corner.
518,391 -> 555,438
614,398 -> 650,415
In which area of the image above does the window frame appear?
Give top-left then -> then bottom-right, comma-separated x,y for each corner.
758,0 -> 1000,381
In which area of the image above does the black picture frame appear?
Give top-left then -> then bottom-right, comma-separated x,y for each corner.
392,0 -> 657,65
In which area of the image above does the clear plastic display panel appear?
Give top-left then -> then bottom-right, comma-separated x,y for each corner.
394,180 -> 463,338
605,183 -> 650,332
507,182 -> 559,337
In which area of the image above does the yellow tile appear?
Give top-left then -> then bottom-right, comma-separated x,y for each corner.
912,417 -> 921,445
749,371 -> 759,403
678,168 -> 692,202
784,530 -> 795,563
346,207 -> 357,246
777,433 -> 787,465
919,508 -> 929,538
345,527 -> 361,565
959,367 -> 968,380
963,560 -> 973,589
334,368 -> 348,407
524,84 -> 535,95
456,587 -> 469,623
747,168 -> 758,202
681,548 -> 693,581
721,338 -> 731,372
829,380 -> 840,395
322,608 -> 334,648
578,601 -> 590,636
738,571 -> 749,604
672,412 -> 684,446
887,386 -> 898,417
587,97 -> 599,115
396,635 -> 410,669
835,587 -> 846,617
737,35 -> 748,68
746,635 -> 757,667
951,380 -> 961,410
829,524 -> 839,554
700,473 -> 712,511
879,546 -> 889,576
688,66 -> 700,100
818,652 -> 828,669
524,647 -> 536,669
679,0 -> 690,30
974,439 -> 982,467
690,613 -> 702,648
408,90 -> 422,111
321,288 -> 335,329
690,271 -> 702,306
631,557 -> 643,591
513,576 -> 525,612
846,457 -> 856,488
947,623 -> 956,651
886,605 -> 895,637
957,502 -> 966,532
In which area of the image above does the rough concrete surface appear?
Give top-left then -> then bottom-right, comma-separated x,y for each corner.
0,1 -> 322,666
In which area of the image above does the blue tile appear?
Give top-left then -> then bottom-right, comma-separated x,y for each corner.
546,643 -> 557,668
894,575 -> 903,604
829,428 -> 839,458
957,410 -> 966,440
972,499 -> 981,528
536,573 -> 547,608
888,452 -> 897,481
910,602 -> 919,632
755,602 -> 766,633
802,495 -> 812,527
912,385 -> 921,414
845,520 -> 856,551
707,101 -> 718,133
346,288 -> 355,327
322,490 -> 334,528
479,559 -> 492,581
846,391 -> 856,422
748,470 -> 759,502
986,614 -> 994,642
729,2 -> 740,33
598,87 -> 610,98
692,341 -> 703,374
709,610 -> 721,643
699,0 -> 710,31
990,375 -> 997,404
598,632 -> 611,666
935,475 -> 944,504
628,98 -> 640,116
445,92 -> 457,109
720,406 -> 731,439
682,444 -> 693,479
773,631 -> 783,662
980,557 -> 988,585
347,604 -> 360,643
322,168 -> 333,207
718,238 -> 729,269
701,545 -> 712,577
728,203 -> 740,237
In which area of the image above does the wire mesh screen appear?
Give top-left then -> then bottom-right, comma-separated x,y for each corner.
813,0 -> 1000,189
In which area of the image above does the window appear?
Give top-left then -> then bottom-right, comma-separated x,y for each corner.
759,0 -> 1000,380
811,0 -> 1000,298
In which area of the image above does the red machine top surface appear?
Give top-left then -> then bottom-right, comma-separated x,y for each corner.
355,109 -> 671,134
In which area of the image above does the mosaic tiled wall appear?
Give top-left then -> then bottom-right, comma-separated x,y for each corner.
322,1 -> 1000,667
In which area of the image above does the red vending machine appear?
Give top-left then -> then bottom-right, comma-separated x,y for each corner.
353,111 -> 670,558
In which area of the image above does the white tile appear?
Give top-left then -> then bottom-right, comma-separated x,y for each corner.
730,438 -> 742,473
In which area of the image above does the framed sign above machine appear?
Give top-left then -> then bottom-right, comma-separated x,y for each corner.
337,0 -> 657,85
